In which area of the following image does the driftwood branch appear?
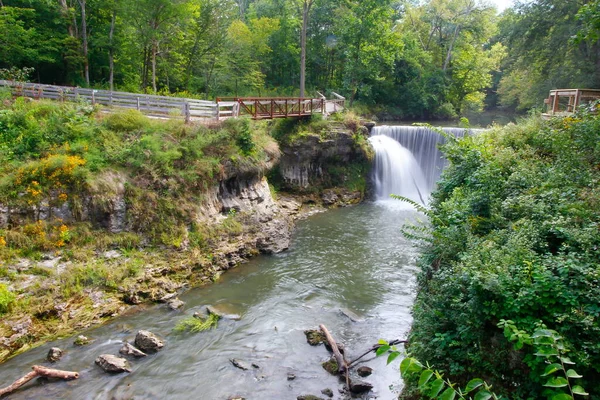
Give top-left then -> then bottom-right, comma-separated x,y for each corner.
319,324 -> 347,374
0,366 -> 79,397
348,339 -> 408,368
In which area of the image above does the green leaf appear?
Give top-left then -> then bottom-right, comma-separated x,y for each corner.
541,363 -> 563,376
376,344 -> 390,356
532,329 -> 555,338
377,339 -> 388,345
544,377 -> 569,388
428,378 -> 445,398
418,369 -> 434,388
572,385 -> 589,396
399,357 -> 423,376
387,351 -> 400,365
439,387 -> 457,400
566,369 -> 582,379
465,378 -> 484,393
551,394 -> 573,400
473,391 -> 493,400
560,356 -> 576,365
534,347 -> 559,357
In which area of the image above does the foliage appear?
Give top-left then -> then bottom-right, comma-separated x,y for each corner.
174,313 -> 219,333
406,110 -> 600,398
0,284 -> 16,315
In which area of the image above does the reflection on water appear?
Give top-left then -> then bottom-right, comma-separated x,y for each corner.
0,202 -> 421,400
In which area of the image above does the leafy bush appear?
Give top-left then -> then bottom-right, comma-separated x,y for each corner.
407,111 -> 600,399
0,284 -> 16,314
103,109 -> 149,132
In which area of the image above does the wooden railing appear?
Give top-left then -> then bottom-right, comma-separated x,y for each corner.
1,80 -> 345,121
0,80 -> 224,122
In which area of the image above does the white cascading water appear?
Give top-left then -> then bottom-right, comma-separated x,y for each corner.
368,135 -> 430,205
368,125 -> 478,205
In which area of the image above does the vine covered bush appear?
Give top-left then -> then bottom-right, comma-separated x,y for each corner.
406,110 -> 600,399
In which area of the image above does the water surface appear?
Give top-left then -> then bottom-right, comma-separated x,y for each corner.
0,203 -> 421,400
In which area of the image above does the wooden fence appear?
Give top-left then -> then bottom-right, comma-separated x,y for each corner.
0,80 -> 224,122
0,80 -> 345,121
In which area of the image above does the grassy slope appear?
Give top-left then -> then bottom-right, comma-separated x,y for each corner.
0,98 -> 280,361
405,111 -> 600,398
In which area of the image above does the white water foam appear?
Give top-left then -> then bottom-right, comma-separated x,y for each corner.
368,135 -> 430,207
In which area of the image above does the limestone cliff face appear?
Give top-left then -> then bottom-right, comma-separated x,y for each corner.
276,125 -> 372,196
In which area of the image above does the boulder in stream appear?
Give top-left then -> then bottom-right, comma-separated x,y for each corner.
47,347 -> 63,362
349,380 -> 373,394
321,388 -> 334,398
357,366 -> 373,377
134,330 -> 164,353
95,354 -> 132,373
339,308 -> 365,323
120,342 -> 147,357
74,335 -> 92,346
167,298 -> 185,310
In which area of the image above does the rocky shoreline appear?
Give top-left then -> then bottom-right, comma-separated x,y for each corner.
0,123 -> 372,364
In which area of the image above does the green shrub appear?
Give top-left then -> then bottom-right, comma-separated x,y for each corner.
0,284 -> 16,314
104,109 -> 149,132
407,111 -> 600,398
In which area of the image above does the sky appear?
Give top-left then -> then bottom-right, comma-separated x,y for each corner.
491,0 -> 515,13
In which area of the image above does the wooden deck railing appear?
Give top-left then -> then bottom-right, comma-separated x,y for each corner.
1,80 -> 345,121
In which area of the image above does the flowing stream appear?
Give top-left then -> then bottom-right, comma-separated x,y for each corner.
1,205 -> 421,400
0,125 -> 462,400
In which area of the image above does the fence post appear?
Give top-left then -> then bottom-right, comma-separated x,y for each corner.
184,102 -> 191,124
136,97 -> 140,111
216,102 -> 220,121
91,90 -> 96,105
109,91 -> 113,106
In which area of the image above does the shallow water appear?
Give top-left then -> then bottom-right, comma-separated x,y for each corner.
0,202 -> 421,400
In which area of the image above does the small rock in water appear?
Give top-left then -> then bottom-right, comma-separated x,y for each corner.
120,342 -> 147,357
206,304 -> 241,321
304,329 -> 326,346
134,330 -> 164,353
321,388 -> 334,398
287,373 -> 296,381
95,354 -> 131,373
297,396 -> 324,400
167,298 -> 185,310
349,380 -> 373,394
74,335 -> 91,346
230,358 -> 251,371
47,347 -> 63,362
357,366 -> 373,377
252,363 -> 260,369
321,357 -> 338,375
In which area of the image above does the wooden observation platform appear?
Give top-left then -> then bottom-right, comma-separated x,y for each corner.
543,89 -> 600,118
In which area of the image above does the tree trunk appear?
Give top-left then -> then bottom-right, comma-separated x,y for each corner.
151,40 -> 158,93
79,0 -> 89,86
108,10 -> 116,91
443,24 -> 461,71
58,0 -> 75,37
300,0 -> 313,98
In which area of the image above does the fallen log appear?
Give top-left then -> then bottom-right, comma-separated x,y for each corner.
0,365 -> 79,397
319,324 -> 347,374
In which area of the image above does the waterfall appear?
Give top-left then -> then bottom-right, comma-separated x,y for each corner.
368,125 -> 476,204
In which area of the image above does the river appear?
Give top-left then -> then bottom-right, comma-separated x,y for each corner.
0,202 -> 421,400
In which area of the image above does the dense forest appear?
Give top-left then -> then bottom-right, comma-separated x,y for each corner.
2,0 -> 600,119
